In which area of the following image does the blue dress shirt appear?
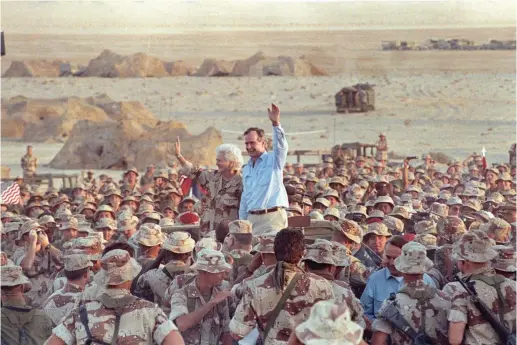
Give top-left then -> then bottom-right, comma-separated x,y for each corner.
239,125 -> 289,220
360,267 -> 436,321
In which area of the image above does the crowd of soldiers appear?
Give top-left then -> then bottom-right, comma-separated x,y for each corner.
2,105 -> 517,345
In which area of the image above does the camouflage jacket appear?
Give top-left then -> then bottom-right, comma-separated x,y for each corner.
169,277 -> 231,345
443,266 -> 517,345
182,161 -> 242,235
43,282 -> 84,326
229,249 -> 253,285
373,280 -> 450,345
21,154 -> 37,176
13,247 -> 56,308
337,254 -> 374,297
52,288 -> 177,345
229,267 -> 334,345
162,272 -> 198,312
135,261 -> 190,314
1,299 -> 54,345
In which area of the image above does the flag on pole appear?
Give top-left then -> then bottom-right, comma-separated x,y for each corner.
481,147 -> 487,170
1,182 -> 21,205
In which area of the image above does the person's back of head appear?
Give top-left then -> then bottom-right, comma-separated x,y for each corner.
274,228 -> 305,264
215,220 -> 231,244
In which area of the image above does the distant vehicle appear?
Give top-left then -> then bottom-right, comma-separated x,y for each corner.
335,83 -> 375,113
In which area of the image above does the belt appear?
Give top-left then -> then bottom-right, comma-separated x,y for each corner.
249,207 -> 282,215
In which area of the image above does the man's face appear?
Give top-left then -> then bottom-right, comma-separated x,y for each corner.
163,209 -> 174,218
108,195 -> 122,209
63,228 -> 78,241
295,166 -> 303,175
244,131 -> 266,159
449,205 -> 461,217
306,181 -> 315,192
97,211 -> 113,220
376,203 -> 393,215
325,196 -> 338,207
101,228 -> 114,241
384,243 -> 402,276
182,201 -> 195,212
356,160 -> 365,168
365,234 -> 389,255
126,172 -> 137,184
27,146 -> 33,155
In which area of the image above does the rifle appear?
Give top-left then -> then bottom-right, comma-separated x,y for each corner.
454,274 -> 516,345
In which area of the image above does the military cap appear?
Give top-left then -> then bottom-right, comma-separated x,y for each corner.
357,180 -> 369,189
302,197 -> 313,207
452,230 -> 498,263
137,203 -> 154,215
118,215 -> 139,232
64,252 -> 94,271
331,242 -> 351,267
366,210 -> 385,220
124,167 -> 139,176
414,220 -> 437,235
395,242 -> 434,274
303,239 -> 336,265
94,249 -> 141,286
399,193 -> 413,204
324,157 -> 334,164
60,217 -> 79,230
492,245 -> 517,273
25,201 -> 44,212
38,215 -> 56,226
483,217 -> 511,244
414,233 -> 439,250
104,187 -> 123,198
364,222 -> 391,237
143,212 -> 161,222
295,300 -> 364,345
17,220 -> 43,240
364,199 -> 376,208
78,204 -> 97,214
382,216 -> 404,234
314,198 -> 331,208
72,236 -> 105,259
356,156 -> 365,162
324,189 -> 341,202
485,167 -> 499,176
1,265 -> 31,288
474,210 -> 493,222
323,207 -> 341,221
159,218 -> 175,227
121,196 -> 139,205
254,233 -> 276,253
374,195 -> 394,207
429,203 -> 448,219
437,190 -> 452,201
446,196 -> 463,206
309,211 -> 324,220
337,219 -> 363,244
1,211 -> 14,219
163,231 -> 195,253
95,205 -> 116,218
229,220 -> 253,234
134,224 -> 167,247
305,174 -> 319,184
437,216 -> 467,245
4,222 -> 21,234
153,170 -> 169,180
95,218 -> 117,230
191,249 -> 232,273
497,172 -> 512,182
329,176 -> 346,187
195,237 -> 220,253
349,205 -> 367,217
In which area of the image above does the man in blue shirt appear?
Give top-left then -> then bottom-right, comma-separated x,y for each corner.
360,235 -> 436,322
239,104 -> 289,235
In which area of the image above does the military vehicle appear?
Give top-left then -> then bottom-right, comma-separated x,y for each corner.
335,83 -> 375,113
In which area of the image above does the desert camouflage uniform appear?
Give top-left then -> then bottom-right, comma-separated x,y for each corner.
181,161 -> 242,235
169,277 -> 232,345
43,282 -> 84,326
13,247 -> 56,307
337,250 -> 373,296
21,153 -> 38,177
229,249 -> 253,284
135,261 -> 190,313
443,266 -> 517,345
229,265 -> 334,345
2,299 -> 54,345
373,280 -> 451,345
52,288 -> 177,345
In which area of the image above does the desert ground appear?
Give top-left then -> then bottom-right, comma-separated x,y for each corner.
1,27 -> 516,180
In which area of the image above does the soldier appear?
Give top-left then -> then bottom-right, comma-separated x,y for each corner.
483,217 -> 511,245
134,232 -> 195,312
491,245 -> 516,280
45,249 -> 184,345
94,218 -> 117,244
43,252 -> 92,325
435,216 -> 467,283
13,220 -> 62,307
445,231 -> 516,345
289,300 -> 367,345
116,213 -> 140,254
20,145 -> 38,179
103,187 -> 123,213
224,220 -> 253,284
169,249 -> 233,345
123,167 -> 140,194
372,242 -> 450,345
53,217 -> 80,250
133,223 -> 167,266
140,165 -> 156,187
1,264 -> 54,345
362,222 -> 392,268
175,139 -> 243,237
302,239 -> 365,328
229,228 -> 334,345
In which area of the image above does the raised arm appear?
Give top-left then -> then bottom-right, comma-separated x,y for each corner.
269,104 -> 288,170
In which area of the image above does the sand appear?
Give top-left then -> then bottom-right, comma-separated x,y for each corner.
1,27 -> 516,183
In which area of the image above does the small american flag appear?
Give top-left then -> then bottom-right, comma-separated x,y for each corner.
1,182 -> 21,205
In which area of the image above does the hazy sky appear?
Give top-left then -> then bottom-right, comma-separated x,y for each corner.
2,0 -> 516,34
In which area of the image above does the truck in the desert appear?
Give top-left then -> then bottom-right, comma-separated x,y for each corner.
335,83 -> 375,113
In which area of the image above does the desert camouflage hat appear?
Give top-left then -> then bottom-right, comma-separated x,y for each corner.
446,196 -> 463,206
304,239 -> 336,265
484,192 -> 504,205
254,233 -> 276,253
1,265 -> 31,288
349,205 -> 367,217
414,233 -> 438,249
71,236 -> 104,260
491,245 -> 516,273
125,167 -> 139,176
78,223 -> 93,234
366,210 -> 385,220
1,211 -> 15,219
228,220 -> 253,234
337,219 -> 363,244
497,172 -> 513,182
314,198 -> 331,209
414,220 -> 437,236
153,170 -> 169,180
365,222 -> 391,237
95,249 -> 141,286
159,218 -> 175,227
295,300 -> 364,345
309,211 -> 324,220
374,196 -> 394,207
429,203 -> 448,218
17,220 -> 43,240
329,176 -> 346,187
331,242 -> 350,267
395,242 -> 434,274
190,249 -> 232,273
163,231 -> 195,253
38,215 -> 56,226
475,210 -> 493,222
462,199 -> 482,212
143,212 -> 161,222
104,186 -> 123,198
437,216 -> 467,245
195,237 -> 221,253
50,195 -> 71,209
134,224 -> 167,247
389,206 -> 410,220
95,205 -> 116,218
5,222 -> 22,234
118,215 -> 139,232
95,218 -> 117,230
324,207 -> 341,221
302,197 -> 313,207
453,230 -> 498,263
437,190 -> 452,201
288,205 -> 303,216
324,189 -> 341,202
60,217 -> 79,230
64,252 -> 94,271
78,204 -> 97,214
483,217 -> 511,244
382,216 -> 404,234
